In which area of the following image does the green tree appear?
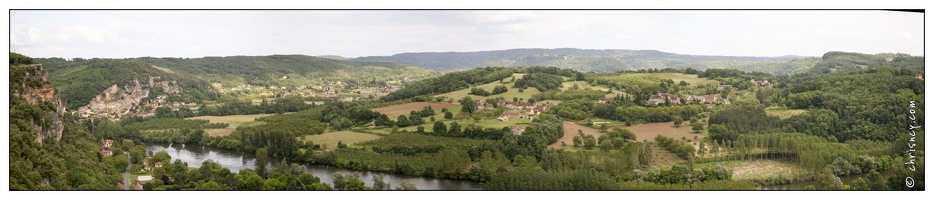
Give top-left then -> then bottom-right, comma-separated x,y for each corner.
850,177 -> 869,191
816,167 -> 843,190
255,148 -> 268,178
433,121 -> 447,135
599,140 -> 613,151
372,174 -> 391,190
692,122 -> 704,133
396,180 -> 418,190
332,172 -> 349,190
198,181 -> 224,190
444,111 -> 453,119
262,178 -> 286,190
866,170 -> 887,190
584,136 -> 596,149
673,116 -> 683,127
240,173 -> 264,190
436,148 -> 471,174
461,96 -> 477,114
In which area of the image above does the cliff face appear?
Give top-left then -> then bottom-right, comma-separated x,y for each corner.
11,64 -> 66,143
76,76 -> 181,120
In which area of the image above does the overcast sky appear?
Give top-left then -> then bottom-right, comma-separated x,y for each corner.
9,10 -> 924,59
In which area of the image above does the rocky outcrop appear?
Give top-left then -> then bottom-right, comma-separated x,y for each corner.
77,76 -> 182,120
12,64 -> 66,143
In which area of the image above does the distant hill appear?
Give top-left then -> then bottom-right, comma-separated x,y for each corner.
133,55 -> 441,89
316,55 -> 350,60
352,48 -> 809,74
35,55 -> 441,109
808,51 -> 924,75
35,58 -> 213,110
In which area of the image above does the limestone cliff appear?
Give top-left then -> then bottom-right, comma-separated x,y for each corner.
76,76 -> 182,120
11,64 -> 66,143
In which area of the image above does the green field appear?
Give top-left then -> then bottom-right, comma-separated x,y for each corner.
187,114 -> 276,136
765,109 -> 807,119
299,131 -> 383,150
648,73 -> 720,86
434,73 -> 542,102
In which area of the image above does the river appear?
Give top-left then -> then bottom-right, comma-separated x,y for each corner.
145,143 -> 483,190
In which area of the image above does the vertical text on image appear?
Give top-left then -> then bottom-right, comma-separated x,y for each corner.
904,100 -> 920,188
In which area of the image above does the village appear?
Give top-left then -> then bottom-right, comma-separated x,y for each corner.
74,75 -> 409,122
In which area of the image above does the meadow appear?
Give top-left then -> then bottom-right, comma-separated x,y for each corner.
186,114 -> 275,136
299,131 -> 383,150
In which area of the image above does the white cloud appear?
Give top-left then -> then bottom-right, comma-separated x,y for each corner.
8,10 -> 924,58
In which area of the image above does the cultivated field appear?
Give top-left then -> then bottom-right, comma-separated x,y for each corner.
648,144 -> 687,167
649,73 -> 720,86
186,114 -> 275,137
549,121 -> 605,149
766,109 -> 807,119
300,131 -> 382,150
696,160 -> 807,181
370,102 -> 460,116
619,120 -> 707,143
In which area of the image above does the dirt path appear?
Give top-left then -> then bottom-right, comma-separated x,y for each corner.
123,154 -> 131,190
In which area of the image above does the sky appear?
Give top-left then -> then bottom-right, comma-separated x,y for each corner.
9,10 -> 925,59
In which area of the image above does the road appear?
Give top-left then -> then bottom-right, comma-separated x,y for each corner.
123,153 -> 131,190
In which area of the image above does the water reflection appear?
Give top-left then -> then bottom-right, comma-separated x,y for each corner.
145,143 -> 483,190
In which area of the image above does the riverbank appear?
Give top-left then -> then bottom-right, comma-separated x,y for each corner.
144,142 -> 483,190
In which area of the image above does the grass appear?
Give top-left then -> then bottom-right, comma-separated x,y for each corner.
370,102 -> 460,116
617,120 -> 708,144
434,73 -> 542,102
150,65 -> 177,74
187,114 -> 276,136
299,131 -> 382,151
765,109 -> 807,119
396,115 -> 533,133
550,121 -> 605,149
695,160 -> 809,181
648,73 -> 720,86
647,143 -> 687,167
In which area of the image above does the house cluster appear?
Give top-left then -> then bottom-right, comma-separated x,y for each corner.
494,100 -> 554,115
751,79 -> 771,86
716,85 -> 734,91
511,125 -> 528,135
497,112 -> 527,122
685,94 -> 729,104
648,93 -> 681,105
100,138 -> 113,157
597,97 -> 614,104
647,92 -> 730,105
